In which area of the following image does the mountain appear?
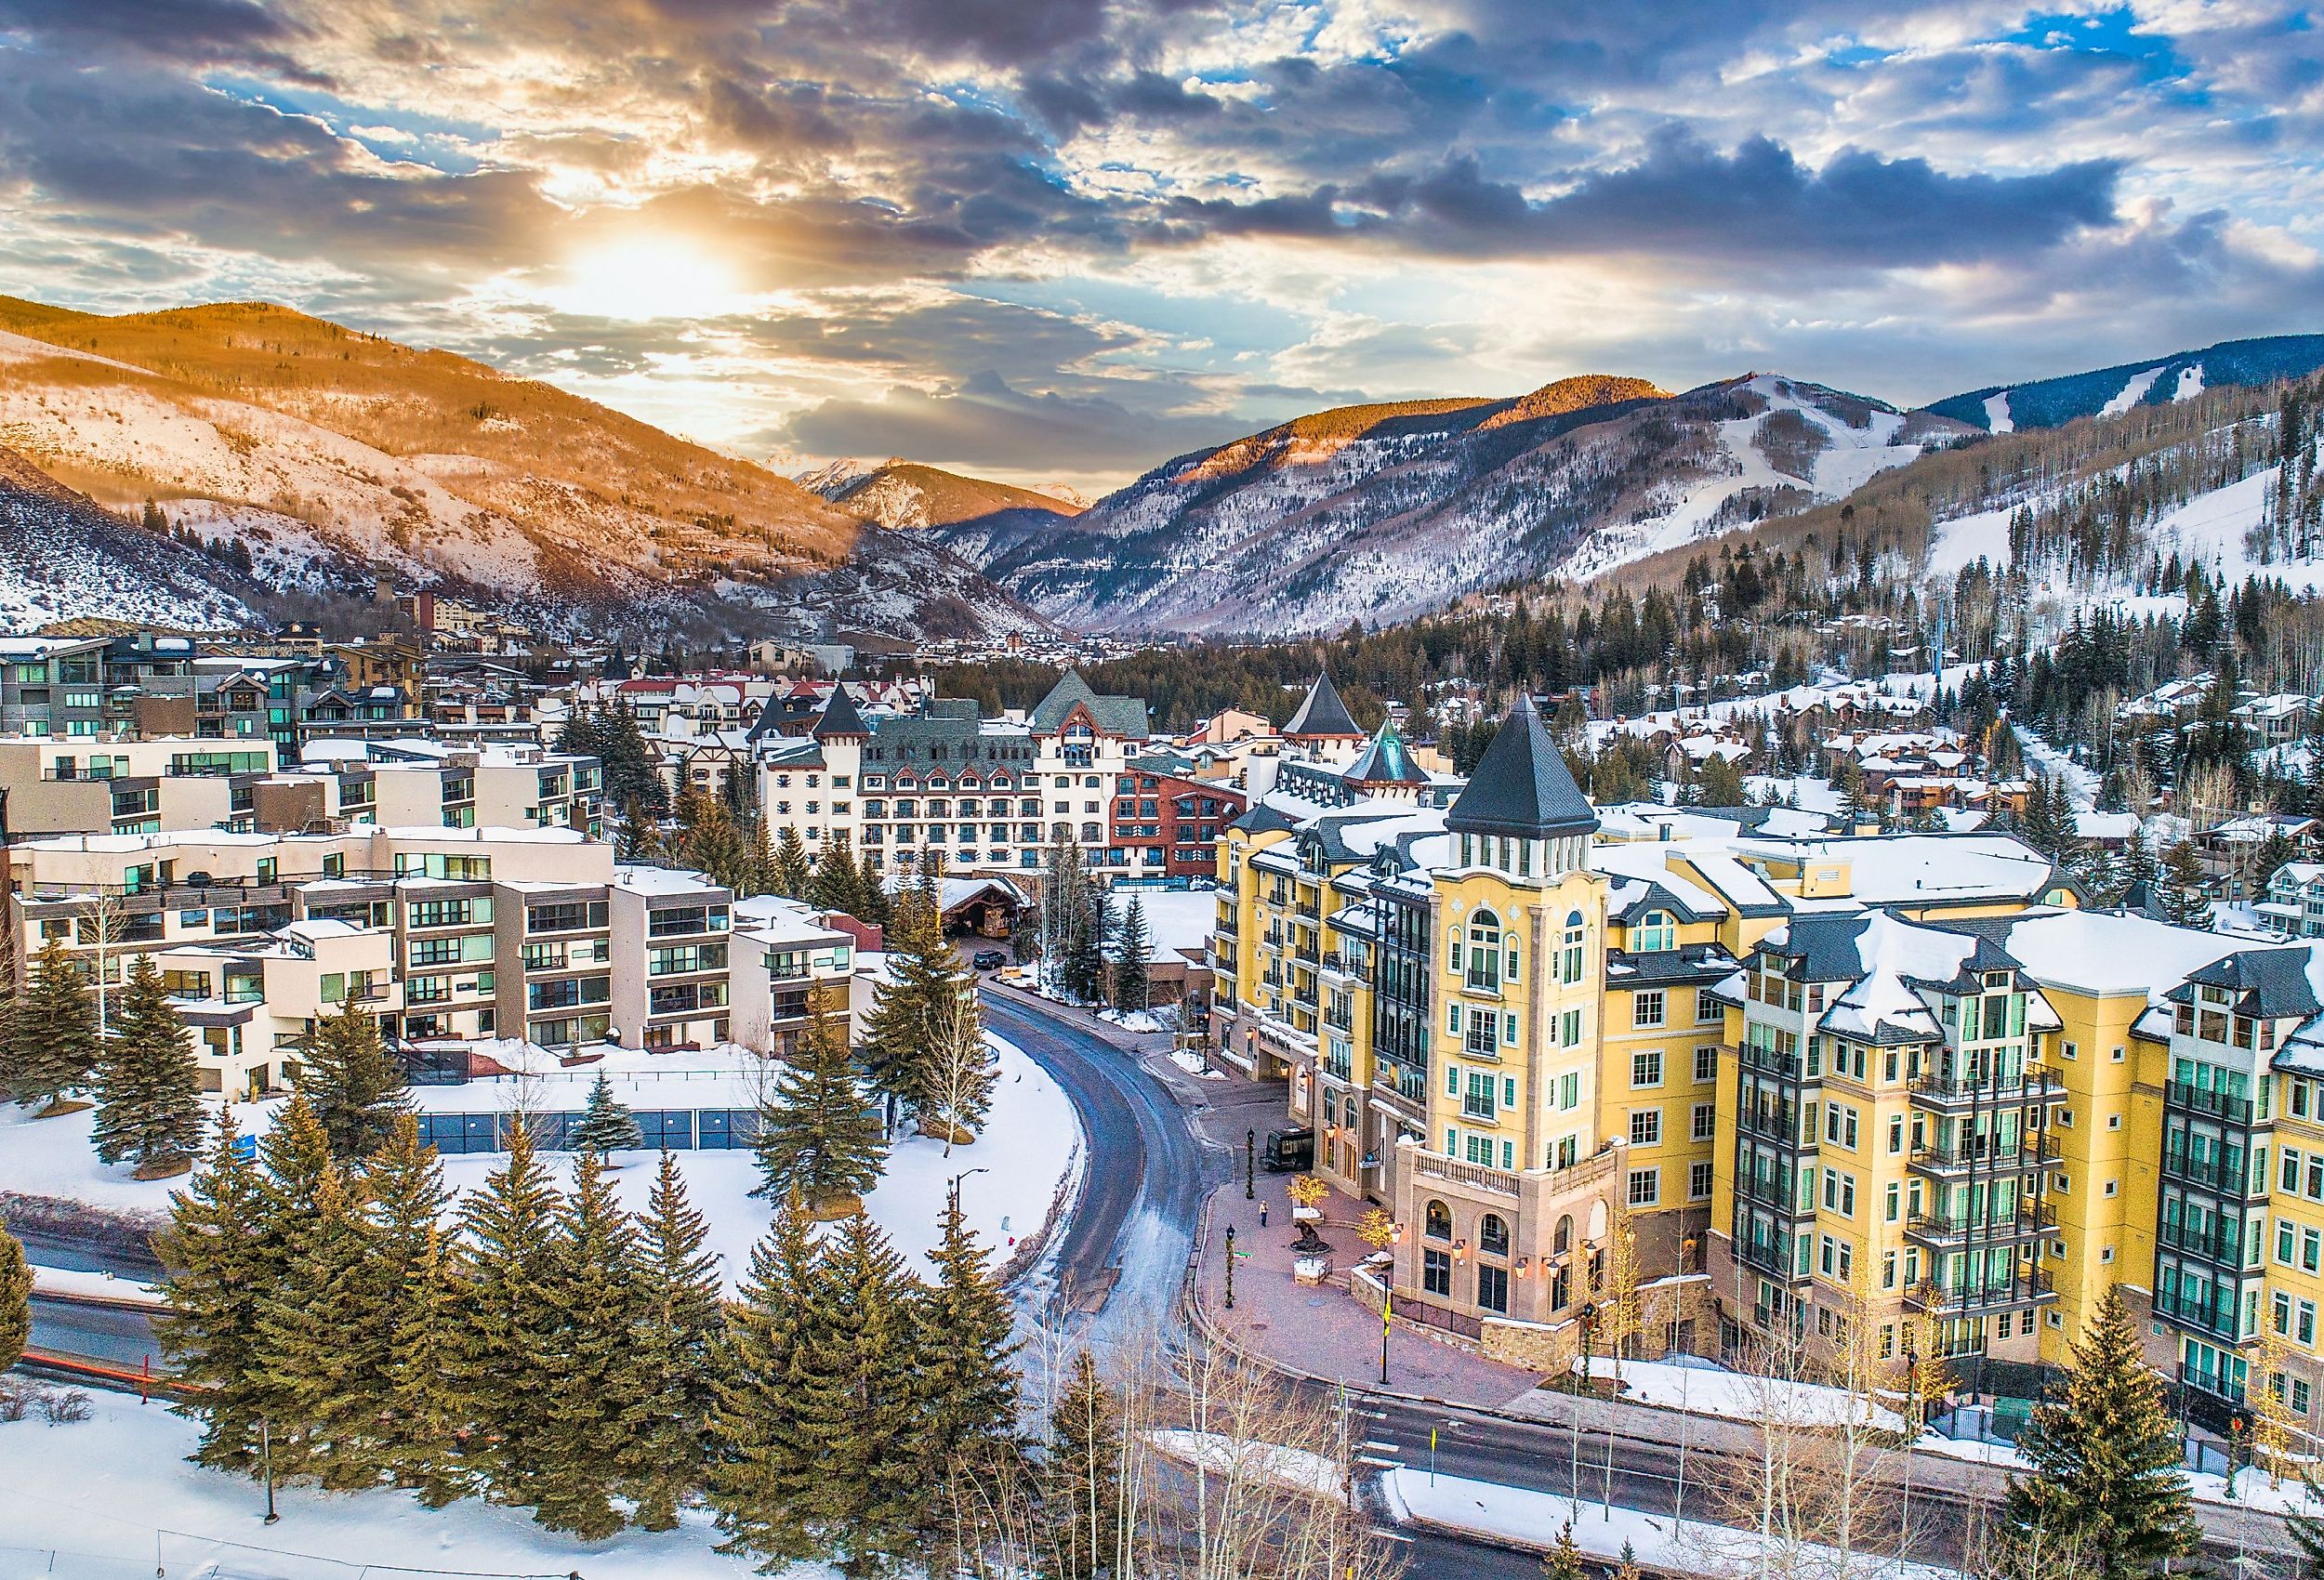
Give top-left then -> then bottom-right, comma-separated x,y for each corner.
1923,333 -> 2324,434
970,373 -> 1969,635
803,460 -> 1084,568
0,444 -> 269,630
0,296 -> 1047,640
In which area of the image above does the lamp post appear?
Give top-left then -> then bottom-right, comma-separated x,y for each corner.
1380,1284 -> 1392,1384
260,1415 -> 279,1524
1899,1329 -> 1918,1560
948,1165 -> 990,1216
1245,1127 -> 1256,1199
1224,1224 -> 1237,1310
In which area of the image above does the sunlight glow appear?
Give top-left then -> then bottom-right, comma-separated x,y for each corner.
550,239 -> 744,322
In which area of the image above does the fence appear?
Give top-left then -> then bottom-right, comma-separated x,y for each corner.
415,1106 -> 761,1155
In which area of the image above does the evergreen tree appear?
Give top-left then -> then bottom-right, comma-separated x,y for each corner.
1541,1522 -> 1586,1580
2251,826 -> 2300,894
625,1152 -> 724,1530
91,953 -> 205,1177
770,826 -> 812,899
744,815 -> 776,900
1695,751 -> 1747,808
753,994 -> 886,1214
2,938 -> 100,1113
913,1188 -> 1023,1532
153,1112 -> 271,1471
675,788 -> 752,893
1110,897 -> 1151,1014
1996,1285 -> 2197,1580
361,1113 -> 464,1504
2159,839 -> 2215,928
250,1160 -> 377,1487
595,703 -> 669,817
293,998 -> 409,1162
785,1213 -> 928,1574
1038,1349 -> 1123,1580
809,831 -> 865,916
710,1194 -> 826,1566
0,1211 -> 30,1376
2121,825 -> 2158,888
533,1148 -> 645,1539
571,1069 -> 642,1157
859,883 -> 975,1114
853,847 -> 893,928
454,1117 -> 565,1511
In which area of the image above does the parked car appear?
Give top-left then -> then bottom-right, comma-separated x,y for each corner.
971,947 -> 1008,970
1261,1127 -> 1314,1172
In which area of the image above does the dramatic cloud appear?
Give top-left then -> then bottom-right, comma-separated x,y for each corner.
0,0 -> 2314,489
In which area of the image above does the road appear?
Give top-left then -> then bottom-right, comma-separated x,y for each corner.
17,1224 -> 165,1372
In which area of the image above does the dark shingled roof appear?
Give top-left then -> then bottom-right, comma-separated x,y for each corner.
1285,671 -> 1363,738
1344,719 -> 1430,786
2167,948 -> 2322,1019
1446,692 -> 1598,840
1031,670 -> 1150,739
811,685 -> 869,739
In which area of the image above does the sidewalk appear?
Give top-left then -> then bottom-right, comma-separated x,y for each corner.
1188,1092 -> 1544,1410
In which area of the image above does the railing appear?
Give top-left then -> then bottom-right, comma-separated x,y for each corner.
1410,1150 -> 1521,1197
1733,1171 -> 1798,1210
1912,1136 -> 2055,1171
1911,1070 -> 2062,1104
1906,1203 -> 2053,1244
2153,1285 -> 2242,1338
2161,1150 -> 2261,1195
1736,1235 -> 1800,1279
1907,1269 -> 2054,1313
2166,1081 -> 2256,1125
1736,1040 -> 1807,1080
1460,1098 -> 1498,1123
2157,1218 -> 2251,1265
1736,1102 -> 1805,1143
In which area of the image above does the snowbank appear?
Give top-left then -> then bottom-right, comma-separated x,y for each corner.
1581,1356 -> 1906,1433
29,1267 -> 165,1308
1148,1430 -> 1346,1498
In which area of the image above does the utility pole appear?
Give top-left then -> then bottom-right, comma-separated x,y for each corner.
261,1416 -> 279,1524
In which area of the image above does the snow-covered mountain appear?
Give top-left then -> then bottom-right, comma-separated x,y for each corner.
972,374 -> 1966,636
0,297 -> 1048,640
0,445 -> 268,630
1924,334 -> 2324,435
804,461 -> 1083,568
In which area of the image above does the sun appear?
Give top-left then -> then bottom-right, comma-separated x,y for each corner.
550,238 -> 744,322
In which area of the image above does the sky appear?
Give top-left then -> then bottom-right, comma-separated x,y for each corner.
1,2 -> 2320,496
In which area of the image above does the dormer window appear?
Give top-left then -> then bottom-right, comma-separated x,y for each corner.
1636,909 -> 1675,954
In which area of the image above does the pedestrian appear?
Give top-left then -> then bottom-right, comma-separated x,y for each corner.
1259,1202 -> 1268,1229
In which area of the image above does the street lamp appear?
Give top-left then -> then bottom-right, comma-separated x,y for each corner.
1224,1224 -> 1237,1310
948,1165 -> 989,1218
260,1415 -> 279,1524
1246,1127 -> 1256,1199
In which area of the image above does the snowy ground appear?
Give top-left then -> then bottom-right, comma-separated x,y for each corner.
1147,1431 -> 1344,1498
29,1267 -> 164,1307
0,1389 -> 790,1579
1384,1466 -> 1955,1579
2,1035 -> 1082,1297
1115,888 -> 1221,965
2011,723 -> 2100,809
1575,1355 -> 1906,1433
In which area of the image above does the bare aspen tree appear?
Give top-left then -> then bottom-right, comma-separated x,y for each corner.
923,990 -> 997,1157
76,891 -> 126,1040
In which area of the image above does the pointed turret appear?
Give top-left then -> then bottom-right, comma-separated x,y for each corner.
1447,692 -> 1597,839
1344,718 -> 1429,791
1284,671 -> 1363,742
812,684 -> 870,740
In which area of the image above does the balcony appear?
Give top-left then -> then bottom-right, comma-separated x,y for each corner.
1736,1101 -> 1805,1144
1735,1234 -> 1802,1280
1733,1171 -> 1798,1210
2165,1081 -> 2256,1125
1910,1069 -> 2065,1110
1905,1268 -> 2054,1314
2153,1285 -> 2243,1340
2156,1217 -> 2252,1266
1905,1202 -> 2053,1248
2160,1150 -> 2262,1198
1736,1040 -> 1807,1080
1410,1150 -> 1520,1198
1910,1135 -> 2053,1175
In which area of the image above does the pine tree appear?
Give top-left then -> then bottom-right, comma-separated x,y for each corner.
570,1069 -> 642,1157
1996,1285 -> 2197,1580
2159,839 -> 2215,928
675,788 -> 751,894
90,953 -> 205,1178
859,882 -> 975,1114
744,815 -> 776,900
361,1113 -> 464,1504
625,1152 -> 724,1530
770,826 -> 812,899
710,1193 -> 827,1567
1541,1521 -> 1586,1580
293,998 -> 409,1162
1110,897 -> 1151,1014
251,1160 -> 378,1487
753,995 -> 886,1214
454,1117 -> 565,1510
853,847 -> 892,928
533,1148 -> 644,1539
2121,825 -> 2158,887
0,1212 -> 31,1376
1038,1349 -> 1123,1580
153,1112 -> 271,1470
3,938 -> 100,1113
913,1188 -> 1023,1533
810,830 -> 865,916
785,1213 -> 927,1574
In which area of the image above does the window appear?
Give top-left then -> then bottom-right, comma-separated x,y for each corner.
1480,1214 -> 1511,1257
1690,1161 -> 1714,1198
1695,1045 -> 1720,1082
1631,1110 -> 1662,1145
1627,1167 -> 1659,1206
1559,1072 -> 1580,1111
1633,990 -> 1667,1029
1423,1249 -> 1452,1297
1636,910 -> 1675,953
1477,1264 -> 1509,1313
1691,1102 -> 1715,1140
1425,1200 -> 1452,1240
1560,1008 -> 1582,1047
1632,1049 -> 1664,1087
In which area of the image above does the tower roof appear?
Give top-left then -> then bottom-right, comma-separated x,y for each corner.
1285,671 -> 1362,739
1446,692 -> 1598,840
811,685 -> 870,740
1030,669 -> 1149,738
1344,718 -> 1429,786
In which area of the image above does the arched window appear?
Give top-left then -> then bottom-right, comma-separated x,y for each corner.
1561,911 -> 1587,984
1480,1213 -> 1511,1257
1553,1214 -> 1573,1255
1637,909 -> 1676,954
1466,909 -> 1502,992
1425,1200 -> 1453,1240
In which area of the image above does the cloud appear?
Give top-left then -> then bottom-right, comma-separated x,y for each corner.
785,369 -> 1252,473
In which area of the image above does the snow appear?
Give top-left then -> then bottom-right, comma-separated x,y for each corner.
1922,501 -> 2015,577
1984,390 -> 2014,434
2101,365 -> 2165,416
1168,1048 -> 1226,1080
1098,1008 -> 1169,1034
29,1267 -> 165,1308
0,1034 -> 1082,1298
2011,723 -> 2098,810
1390,1467 -> 1953,1580
1579,1356 -> 1905,1433
1147,1431 -> 1346,1498
0,1389 -> 786,1578
1110,888 -> 1220,963
2176,363 -> 2207,402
